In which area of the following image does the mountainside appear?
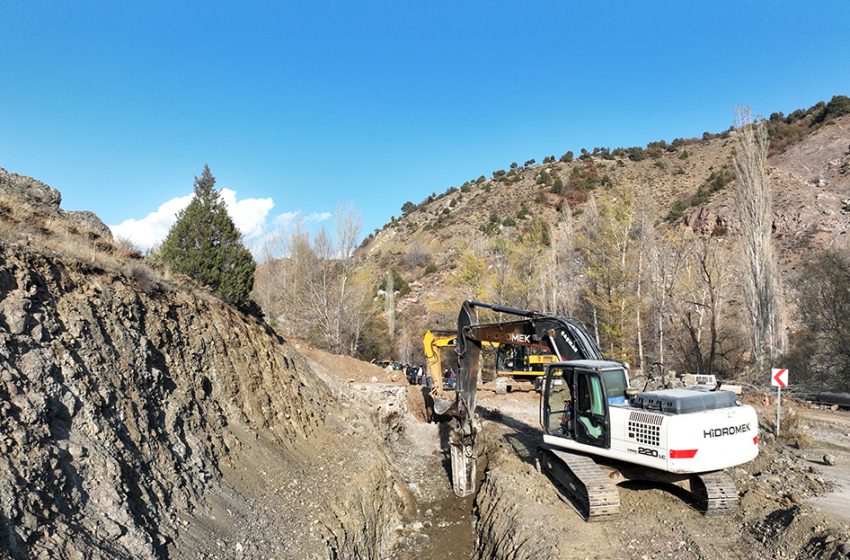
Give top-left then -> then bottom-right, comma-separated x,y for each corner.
0,168 -> 405,559
355,102 -> 850,367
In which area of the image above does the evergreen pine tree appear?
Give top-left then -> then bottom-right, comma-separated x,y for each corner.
158,165 -> 256,308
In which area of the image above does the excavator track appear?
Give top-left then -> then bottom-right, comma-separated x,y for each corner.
537,445 -> 620,520
691,470 -> 739,516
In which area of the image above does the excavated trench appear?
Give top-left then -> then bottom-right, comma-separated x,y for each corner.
374,388 -> 566,560
389,428 -> 479,560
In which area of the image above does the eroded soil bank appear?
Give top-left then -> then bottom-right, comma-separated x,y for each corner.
0,241 -> 407,559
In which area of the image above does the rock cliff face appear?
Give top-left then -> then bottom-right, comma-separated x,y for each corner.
0,245 -> 320,557
0,170 -> 403,559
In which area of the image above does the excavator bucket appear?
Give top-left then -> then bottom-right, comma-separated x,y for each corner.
450,437 -> 476,497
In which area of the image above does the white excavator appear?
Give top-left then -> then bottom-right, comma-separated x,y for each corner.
439,301 -> 759,519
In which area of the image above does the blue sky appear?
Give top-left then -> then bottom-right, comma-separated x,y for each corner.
1,1 -> 849,255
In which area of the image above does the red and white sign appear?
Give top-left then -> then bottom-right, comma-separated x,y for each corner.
771,368 -> 789,388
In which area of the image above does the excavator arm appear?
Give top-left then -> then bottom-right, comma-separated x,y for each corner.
422,329 -> 456,390
448,300 -> 603,497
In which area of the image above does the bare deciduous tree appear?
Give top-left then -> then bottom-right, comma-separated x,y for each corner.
546,201 -> 579,316
646,229 -> 686,370
397,328 -> 412,364
733,107 -> 786,374
384,269 -> 396,343
632,185 -> 652,372
335,203 -> 361,259
404,244 -> 430,268
578,190 -> 638,362
252,206 -> 376,357
672,235 -> 732,376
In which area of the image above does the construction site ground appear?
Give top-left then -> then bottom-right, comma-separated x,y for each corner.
472,391 -> 850,559
288,342 -> 850,559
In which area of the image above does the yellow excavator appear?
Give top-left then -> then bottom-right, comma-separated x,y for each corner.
423,328 -> 557,392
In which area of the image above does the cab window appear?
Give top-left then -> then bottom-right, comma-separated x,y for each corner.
544,367 -> 572,437
601,368 -> 628,405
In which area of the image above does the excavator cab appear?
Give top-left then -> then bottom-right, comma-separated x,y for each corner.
541,360 -> 629,450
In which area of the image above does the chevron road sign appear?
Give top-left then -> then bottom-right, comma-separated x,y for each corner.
771,368 -> 789,388
771,367 -> 789,435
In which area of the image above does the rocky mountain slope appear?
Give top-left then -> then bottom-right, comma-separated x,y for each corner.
0,168 -> 406,559
357,106 -> 850,327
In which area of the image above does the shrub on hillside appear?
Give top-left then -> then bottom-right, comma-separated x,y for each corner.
404,244 -> 430,268
551,176 -> 564,194
564,187 -> 590,206
664,169 -> 731,222
568,160 -> 600,190
536,170 -> 552,186
516,203 -> 529,220
378,267 -> 411,296
480,212 -> 501,235
666,198 -> 689,222
817,95 -> 850,123
401,201 -> 417,215
627,147 -> 646,161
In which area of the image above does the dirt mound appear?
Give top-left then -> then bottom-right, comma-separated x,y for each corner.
293,338 -> 403,384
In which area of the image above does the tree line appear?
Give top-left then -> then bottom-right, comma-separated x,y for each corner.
152,114 -> 850,391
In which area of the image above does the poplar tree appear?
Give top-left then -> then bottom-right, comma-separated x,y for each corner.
732,108 -> 786,374
158,165 -> 256,308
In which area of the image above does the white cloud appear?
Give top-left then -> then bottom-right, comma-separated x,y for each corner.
271,210 -> 332,229
110,193 -> 194,252
109,190 -> 329,259
218,188 -> 274,239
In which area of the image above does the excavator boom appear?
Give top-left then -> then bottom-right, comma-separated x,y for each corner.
422,329 -> 456,390
449,300 -> 602,496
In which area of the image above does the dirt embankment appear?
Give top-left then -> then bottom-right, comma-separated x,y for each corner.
0,168 -> 409,559
0,242 -> 411,559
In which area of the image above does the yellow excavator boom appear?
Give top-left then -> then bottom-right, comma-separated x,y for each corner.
423,329 -> 456,389
424,328 -> 557,389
